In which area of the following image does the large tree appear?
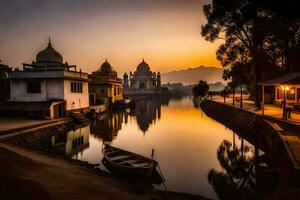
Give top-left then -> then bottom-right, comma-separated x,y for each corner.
201,0 -> 300,108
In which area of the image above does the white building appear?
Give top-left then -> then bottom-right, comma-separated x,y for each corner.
123,59 -> 161,96
8,39 -> 89,119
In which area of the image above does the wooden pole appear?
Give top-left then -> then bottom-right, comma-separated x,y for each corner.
283,88 -> 286,119
233,87 -> 235,107
240,85 -> 243,109
262,84 -> 265,116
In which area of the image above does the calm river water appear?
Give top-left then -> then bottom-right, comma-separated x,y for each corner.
67,96 -> 254,199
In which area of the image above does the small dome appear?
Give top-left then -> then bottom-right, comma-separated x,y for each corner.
136,59 -> 151,74
100,60 -> 112,73
36,40 -> 63,64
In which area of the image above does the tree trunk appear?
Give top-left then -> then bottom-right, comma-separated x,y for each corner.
241,139 -> 244,157
232,87 -> 235,107
240,85 -> 243,109
233,131 -> 236,149
254,54 -> 262,109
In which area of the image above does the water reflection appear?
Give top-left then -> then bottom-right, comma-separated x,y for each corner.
51,125 -> 90,157
208,138 -> 255,200
90,112 -> 123,142
91,98 -> 162,137
72,96 -> 250,199
132,98 -> 161,133
11,96 -> 284,199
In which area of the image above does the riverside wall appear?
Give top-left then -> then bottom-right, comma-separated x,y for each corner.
201,100 -> 283,154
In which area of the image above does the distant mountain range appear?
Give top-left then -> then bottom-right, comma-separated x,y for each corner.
161,66 -> 225,85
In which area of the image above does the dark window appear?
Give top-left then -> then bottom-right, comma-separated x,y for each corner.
27,81 -> 41,93
71,82 -> 83,93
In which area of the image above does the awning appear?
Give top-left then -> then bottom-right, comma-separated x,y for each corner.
260,73 -> 300,85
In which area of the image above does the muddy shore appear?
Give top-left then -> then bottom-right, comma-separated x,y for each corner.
0,143 -> 210,200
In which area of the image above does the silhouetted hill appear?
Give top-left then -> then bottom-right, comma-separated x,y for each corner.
162,66 -> 224,85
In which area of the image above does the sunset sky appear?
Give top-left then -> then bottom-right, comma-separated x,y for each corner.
0,0 -> 221,75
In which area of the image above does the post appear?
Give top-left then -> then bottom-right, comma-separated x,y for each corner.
232,87 -> 235,107
240,85 -> 243,109
262,84 -> 264,116
283,88 -> 287,119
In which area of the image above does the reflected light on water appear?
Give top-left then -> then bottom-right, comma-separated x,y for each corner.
71,96 -> 253,199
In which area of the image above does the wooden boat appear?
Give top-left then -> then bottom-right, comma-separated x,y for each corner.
102,145 -> 158,177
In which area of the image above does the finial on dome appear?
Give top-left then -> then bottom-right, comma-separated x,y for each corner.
48,37 -> 52,48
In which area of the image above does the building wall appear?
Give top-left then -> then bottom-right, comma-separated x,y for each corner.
131,75 -> 155,90
63,79 -> 89,111
46,79 -> 64,100
89,83 -> 122,104
10,79 -> 46,101
10,79 -> 65,102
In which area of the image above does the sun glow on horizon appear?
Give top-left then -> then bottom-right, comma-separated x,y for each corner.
0,0 -> 221,74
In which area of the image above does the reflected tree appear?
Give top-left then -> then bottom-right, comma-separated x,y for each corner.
208,139 -> 255,200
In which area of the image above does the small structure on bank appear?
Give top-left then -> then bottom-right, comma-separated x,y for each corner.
123,59 -> 161,96
88,60 -> 123,105
260,72 -> 300,111
2,39 -> 89,119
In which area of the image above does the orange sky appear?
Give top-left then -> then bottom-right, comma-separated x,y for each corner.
0,0 -> 221,75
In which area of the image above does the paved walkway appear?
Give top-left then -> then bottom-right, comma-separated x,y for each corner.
211,95 -> 300,124
0,118 -> 49,132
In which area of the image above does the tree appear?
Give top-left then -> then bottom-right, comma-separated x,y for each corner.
193,80 -> 209,97
201,0 -> 300,108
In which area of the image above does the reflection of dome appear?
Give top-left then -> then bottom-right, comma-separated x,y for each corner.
36,40 -> 63,64
136,59 -> 151,74
100,60 -> 112,73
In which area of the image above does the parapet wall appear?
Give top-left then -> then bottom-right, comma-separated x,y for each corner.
201,100 -> 283,154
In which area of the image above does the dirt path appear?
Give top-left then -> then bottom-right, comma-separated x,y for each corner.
0,143 -> 208,200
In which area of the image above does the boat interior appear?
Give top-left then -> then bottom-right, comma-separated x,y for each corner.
105,148 -> 154,168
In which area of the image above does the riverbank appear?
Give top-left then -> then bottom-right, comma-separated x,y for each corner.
0,114 -> 211,200
0,142 -> 209,200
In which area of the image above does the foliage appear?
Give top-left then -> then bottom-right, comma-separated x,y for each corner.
192,80 -> 209,97
201,0 -> 300,108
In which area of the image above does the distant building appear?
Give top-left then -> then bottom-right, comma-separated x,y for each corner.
123,59 -> 161,96
0,61 -> 12,102
4,39 -> 89,119
88,60 -> 123,105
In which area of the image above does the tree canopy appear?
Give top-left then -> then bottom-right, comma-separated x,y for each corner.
193,80 -> 209,97
201,0 -> 300,107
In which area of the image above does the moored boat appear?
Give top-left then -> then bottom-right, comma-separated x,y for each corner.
102,145 -> 158,177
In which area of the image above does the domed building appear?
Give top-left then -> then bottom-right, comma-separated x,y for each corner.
123,59 -> 161,95
7,39 -> 89,119
89,60 -> 123,105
